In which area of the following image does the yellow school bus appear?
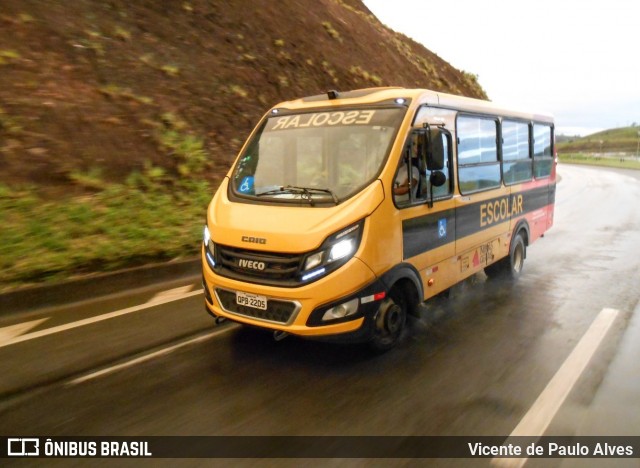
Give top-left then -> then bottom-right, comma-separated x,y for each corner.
202,87 -> 555,350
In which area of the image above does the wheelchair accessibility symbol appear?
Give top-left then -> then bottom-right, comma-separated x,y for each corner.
239,176 -> 254,193
438,218 -> 447,238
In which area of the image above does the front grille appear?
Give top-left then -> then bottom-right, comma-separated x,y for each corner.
214,243 -> 304,286
215,289 -> 298,324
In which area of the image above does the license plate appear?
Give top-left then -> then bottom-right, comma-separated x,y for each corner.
236,291 -> 267,310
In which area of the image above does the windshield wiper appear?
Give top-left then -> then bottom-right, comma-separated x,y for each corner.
256,186 -> 314,205
256,185 -> 339,206
293,186 -> 340,205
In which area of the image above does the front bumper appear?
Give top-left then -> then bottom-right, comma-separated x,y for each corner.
202,250 -> 387,341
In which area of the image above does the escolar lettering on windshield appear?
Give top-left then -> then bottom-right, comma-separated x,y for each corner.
268,110 -> 376,131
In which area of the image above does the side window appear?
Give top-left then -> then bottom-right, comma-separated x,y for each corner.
393,129 -> 452,207
393,133 -> 421,206
457,115 -> 500,194
533,123 -> 553,178
414,106 -> 457,128
502,120 -> 532,185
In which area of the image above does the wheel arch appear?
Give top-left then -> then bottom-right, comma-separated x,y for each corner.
512,219 -> 530,248
379,263 -> 423,316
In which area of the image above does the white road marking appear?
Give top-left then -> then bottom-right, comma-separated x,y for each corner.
0,289 -> 203,349
0,318 -> 49,346
492,307 -> 619,468
68,325 -> 239,385
147,285 -> 195,304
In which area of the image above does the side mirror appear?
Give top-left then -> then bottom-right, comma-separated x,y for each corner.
430,170 -> 446,187
427,128 -> 446,171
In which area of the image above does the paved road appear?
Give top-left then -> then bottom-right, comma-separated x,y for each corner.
1,164 -> 639,466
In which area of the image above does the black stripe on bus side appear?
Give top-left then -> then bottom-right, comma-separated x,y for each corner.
402,185 -> 555,259
402,209 -> 456,259
455,185 -> 552,239
549,183 -> 556,205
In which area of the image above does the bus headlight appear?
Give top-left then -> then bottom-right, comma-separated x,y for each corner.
203,225 -> 215,268
328,238 -> 355,262
300,220 -> 364,282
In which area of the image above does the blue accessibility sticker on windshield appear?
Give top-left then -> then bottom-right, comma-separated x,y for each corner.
239,176 -> 254,193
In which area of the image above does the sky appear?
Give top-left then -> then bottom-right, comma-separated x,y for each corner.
363,0 -> 640,136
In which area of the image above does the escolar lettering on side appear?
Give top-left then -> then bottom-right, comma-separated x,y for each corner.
480,194 -> 523,227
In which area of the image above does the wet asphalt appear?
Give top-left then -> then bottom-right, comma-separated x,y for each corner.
0,164 -> 639,467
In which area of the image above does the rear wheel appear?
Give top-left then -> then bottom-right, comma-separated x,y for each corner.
485,231 -> 526,280
369,289 -> 407,352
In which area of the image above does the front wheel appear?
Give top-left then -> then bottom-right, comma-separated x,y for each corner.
485,232 -> 526,280
369,290 -> 407,352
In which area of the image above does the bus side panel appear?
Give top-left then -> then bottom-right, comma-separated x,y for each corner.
454,186 -> 510,255
546,179 -> 556,231
508,178 -> 555,244
456,235 -> 505,281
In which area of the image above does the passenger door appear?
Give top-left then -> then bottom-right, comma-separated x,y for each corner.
396,128 -> 456,274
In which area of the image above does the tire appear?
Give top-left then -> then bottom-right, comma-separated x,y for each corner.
485,232 -> 526,280
369,289 -> 407,352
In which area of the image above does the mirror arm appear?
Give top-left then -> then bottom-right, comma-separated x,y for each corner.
428,181 -> 434,209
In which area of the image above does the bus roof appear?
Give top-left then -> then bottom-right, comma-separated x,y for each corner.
275,87 -> 554,124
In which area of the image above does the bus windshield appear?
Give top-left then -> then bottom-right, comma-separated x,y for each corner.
230,107 -> 405,205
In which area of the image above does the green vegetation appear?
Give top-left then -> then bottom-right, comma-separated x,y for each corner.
557,126 -> 640,153
139,54 -> 181,77
556,126 -> 640,170
0,107 -> 23,134
349,66 -> 382,86
113,26 -> 132,41
321,60 -> 339,84
461,71 -> 483,96
278,75 -> 290,88
0,177 -> 216,291
277,50 -> 293,62
227,84 -> 249,98
0,49 -> 21,65
99,84 -> 154,105
321,21 -> 342,42
0,110 -> 219,291
161,64 -> 180,77
0,0 -> 490,292
158,130 -> 207,177
18,13 -> 35,23
80,30 -> 106,56
68,167 -> 110,191
558,153 -> 640,170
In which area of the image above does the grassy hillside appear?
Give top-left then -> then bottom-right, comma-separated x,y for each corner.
0,0 -> 488,290
557,126 -> 640,154
0,0 -> 486,193
557,126 -> 640,171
